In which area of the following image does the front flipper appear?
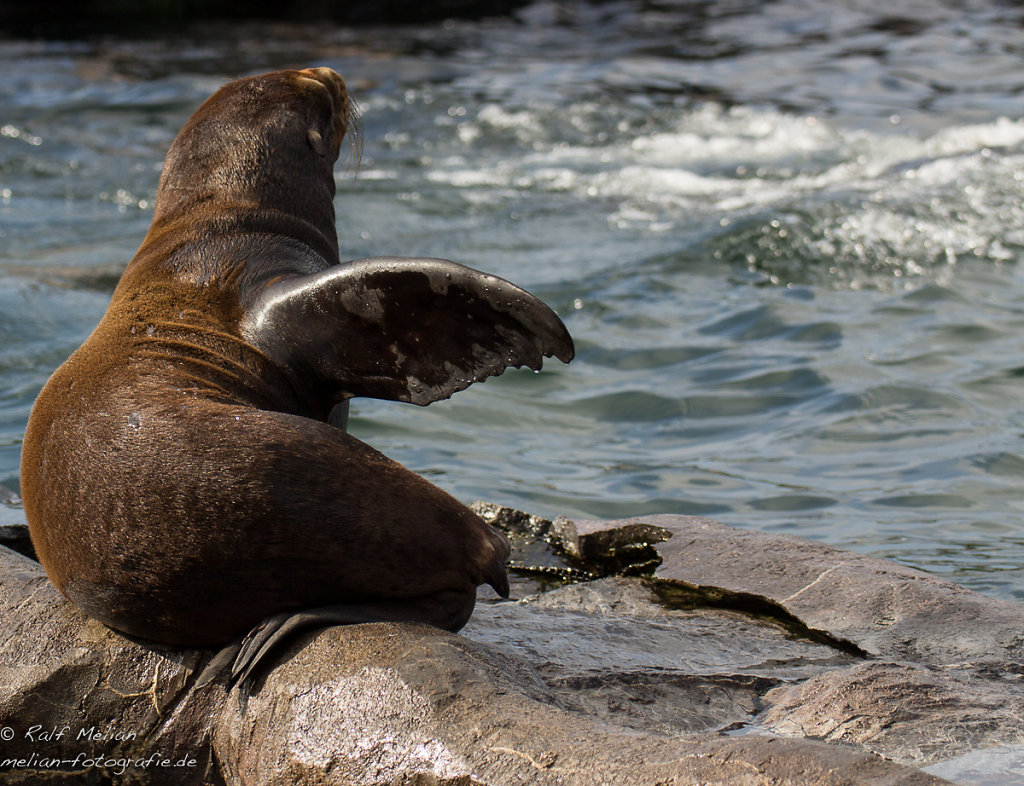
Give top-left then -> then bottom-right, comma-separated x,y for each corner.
241,256 -> 574,405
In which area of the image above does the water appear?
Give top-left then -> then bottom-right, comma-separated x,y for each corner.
3,0 -> 1024,603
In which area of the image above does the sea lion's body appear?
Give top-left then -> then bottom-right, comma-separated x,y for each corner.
20,68 -> 573,648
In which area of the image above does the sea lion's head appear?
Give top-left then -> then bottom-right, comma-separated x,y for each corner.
128,67 -> 356,294
152,67 -> 353,237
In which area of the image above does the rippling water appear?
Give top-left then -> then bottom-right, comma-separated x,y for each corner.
3,0 -> 1024,602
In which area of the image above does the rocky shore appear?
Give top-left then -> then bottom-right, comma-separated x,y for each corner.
2,504 -> 1023,784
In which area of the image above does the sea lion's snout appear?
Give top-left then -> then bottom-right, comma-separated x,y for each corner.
297,67 -> 352,159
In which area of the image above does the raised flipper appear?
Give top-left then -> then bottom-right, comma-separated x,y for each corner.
241,256 -> 574,406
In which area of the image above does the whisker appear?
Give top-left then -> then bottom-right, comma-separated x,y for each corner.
345,96 -> 364,177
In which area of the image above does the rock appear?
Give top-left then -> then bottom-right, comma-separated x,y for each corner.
0,484 -> 32,560
476,507 -> 1024,769
923,743 -> 1024,784
762,661 -> 1024,766
0,524 -> 32,561
215,622 -> 939,785
463,577 -> 854,736
640,514 -> 1024,665
9,503 -> 1024,783
0,546 -> 225,785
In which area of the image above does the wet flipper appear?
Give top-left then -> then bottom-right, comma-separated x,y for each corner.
484,550 -> 510,598
195,640 -> 242,689
232,609 -> 327,687
192,615 -> 332,692
228,591 -> 482,689
241,256 -> 574,406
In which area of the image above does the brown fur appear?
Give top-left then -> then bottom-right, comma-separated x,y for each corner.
20,68 -> 510,646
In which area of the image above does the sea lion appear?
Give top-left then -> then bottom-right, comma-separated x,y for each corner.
19,67 -> 573,676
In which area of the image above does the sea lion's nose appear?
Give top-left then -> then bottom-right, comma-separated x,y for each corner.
299,67 -> 347,103
298,67 -> 350,139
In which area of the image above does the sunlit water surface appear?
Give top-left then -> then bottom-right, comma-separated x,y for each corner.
4,0 -> 1024,604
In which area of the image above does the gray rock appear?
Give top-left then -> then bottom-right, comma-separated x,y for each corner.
762,661 -> 1024,766
463,577 -> 854,736
0,523 -> 33,561
514,511 -> 1024,768
9,503 -> 1022,783
0,484 -> 32,560
924,743 -> 1024,785
603,513 -> 1024,665
215,622 -> 938,785
0,546 -> 224,785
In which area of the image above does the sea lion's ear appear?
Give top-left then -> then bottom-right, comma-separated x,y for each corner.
306,128 -> 324,155
241,256 -> 574,406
